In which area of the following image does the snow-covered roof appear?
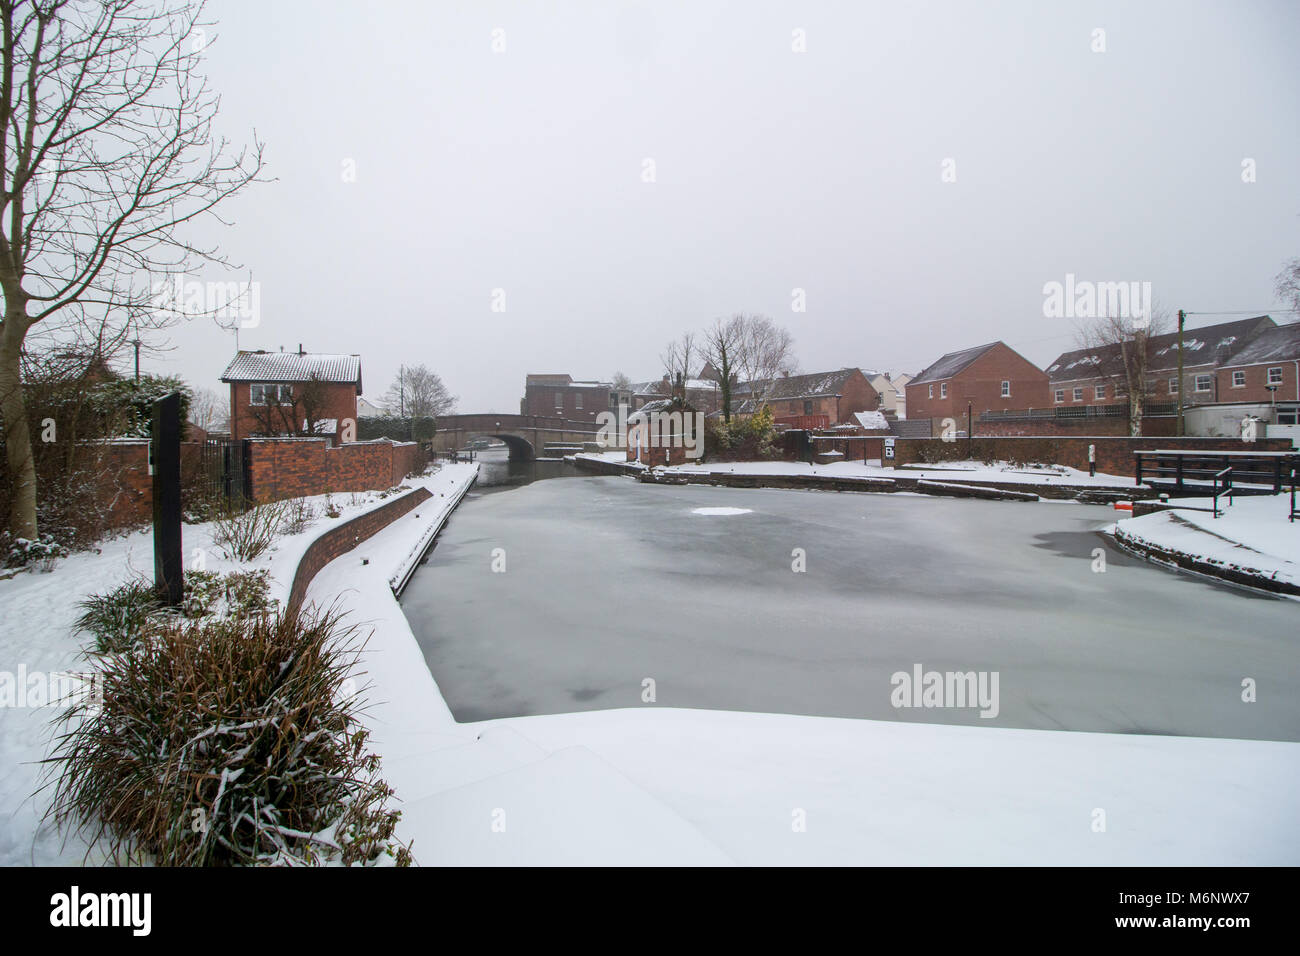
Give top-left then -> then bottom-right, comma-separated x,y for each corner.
1219,322 -> 1300,368
222,351 -> 362,391
911,343 -> 1000,385
853,410 -> 890,430
733,368 -> 861,400
1043,316 -> 1275,382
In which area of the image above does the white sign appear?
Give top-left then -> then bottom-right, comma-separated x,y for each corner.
884,438 -> 895,460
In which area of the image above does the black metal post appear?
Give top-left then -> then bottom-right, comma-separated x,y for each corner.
152,392 -> 184,607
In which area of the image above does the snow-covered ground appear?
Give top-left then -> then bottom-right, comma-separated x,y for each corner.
0,464 -> 475,866
1114,494 -> 1300,592
577,450 -> 1133,488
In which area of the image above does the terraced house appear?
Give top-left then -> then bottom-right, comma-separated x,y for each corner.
1043,315 -> 1276,410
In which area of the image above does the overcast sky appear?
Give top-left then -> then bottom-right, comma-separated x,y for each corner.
149,0 -> 1300,412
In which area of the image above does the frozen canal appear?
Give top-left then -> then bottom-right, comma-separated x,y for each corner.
401,474 -> 1300,740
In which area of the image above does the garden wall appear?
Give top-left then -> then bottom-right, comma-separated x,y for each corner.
286,486 -> 433,614
891,435 -> 1293,479
94,439 -> 204,528
245,437 -> 425,502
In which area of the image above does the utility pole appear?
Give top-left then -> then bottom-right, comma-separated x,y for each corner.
132,337 -> 141,382
399,365 -> 405,418
1176,309 -> 1185,437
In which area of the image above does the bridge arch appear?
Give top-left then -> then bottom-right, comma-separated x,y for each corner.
433,413 -> 603,463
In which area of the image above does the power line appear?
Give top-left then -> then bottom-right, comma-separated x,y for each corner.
1184,309 -> 1300,316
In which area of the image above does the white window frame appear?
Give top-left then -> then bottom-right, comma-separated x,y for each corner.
928,385 -> 934,399
1194,374 -> 1212,393
1168,377 -> 1179,394
1054,389 -> 1064,403
1000,380 -> 1010,398
250,383 -> 293,406
940,383 -> 948,399
1094,385 -> 1106,400
1268,367 -> 1283,385
1073,387 -> 1083,401
1231,370 -> 1246,388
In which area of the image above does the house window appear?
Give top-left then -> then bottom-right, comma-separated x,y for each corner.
575,393 -> 583,410
803,400 -> 813,415
1268,367 -> 1283,385
250,383 -> 292,405
554,391 -> 564,412
1073,387 -> 1083,401
1095,385 -> 1106,400
1277,406 -> 1299,425
1054,389 -> 1064,403
1231,370 -> 1245,388
928,385 -> 934,399
1168,377 -> 1179,394
1194,374 -> 1212,393
940,383 -> 948,399
1000,380 -> 1010,398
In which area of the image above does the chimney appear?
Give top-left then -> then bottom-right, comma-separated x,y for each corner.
672,372 -> 686,402
298,343 -> 303,355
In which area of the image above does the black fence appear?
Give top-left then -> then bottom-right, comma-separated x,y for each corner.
198,438 -> 248,504
982,402 -> 1178,423
1133,449 -> 1300,495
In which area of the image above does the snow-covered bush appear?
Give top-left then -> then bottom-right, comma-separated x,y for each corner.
1,532 -> 68,572
211,499 -> 287,561
280,497 -> 317,535
46,607 -> 410,866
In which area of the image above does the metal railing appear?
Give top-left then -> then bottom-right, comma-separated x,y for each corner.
981,402 -> 1179,423
1212,467 -> 1232,518
1134,450 -> 1300,495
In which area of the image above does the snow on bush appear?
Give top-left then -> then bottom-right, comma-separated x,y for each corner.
46,606 -> 410,866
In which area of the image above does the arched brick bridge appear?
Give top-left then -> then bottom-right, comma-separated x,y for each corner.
431,414 -> 603,461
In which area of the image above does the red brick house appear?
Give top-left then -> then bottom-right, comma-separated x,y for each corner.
1215,321 -> 1300,405
221,349 -> 362,444
731,368 -> 879,425
630,376 -> 722,414
1044,315 -> 1276,409
520,374 -> 626,423
906,342 -> 1050,422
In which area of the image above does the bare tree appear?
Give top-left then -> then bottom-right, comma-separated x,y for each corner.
188,385 -> 225,432
610,371 -> 631,392
382,364 -> 456,419
1275,257 -> 1300,313
734,314 -> 797,402
0,0 -> 264,537
1076,308 -> 1170,437
660,331 -> 696,387
701,316 -> 747,423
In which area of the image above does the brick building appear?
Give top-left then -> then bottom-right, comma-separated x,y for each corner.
520,374 -> 627,423
731,368 -> 879,425
630,376 -> 722,414
906,342 -> 1050,422
1215,321 -> 1300,405
221,349 -> 362,444
1043,315 -> 1276,410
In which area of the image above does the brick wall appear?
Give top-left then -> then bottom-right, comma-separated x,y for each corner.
94,440 -> 203,527
245,437 -> 426,501
892,435 -> 1293,479
287,486 -> 432,614
1216,361 -> 1300,404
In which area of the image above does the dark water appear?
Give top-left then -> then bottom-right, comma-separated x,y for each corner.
401,475 -> 1300,739
470,447 -> 581,489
